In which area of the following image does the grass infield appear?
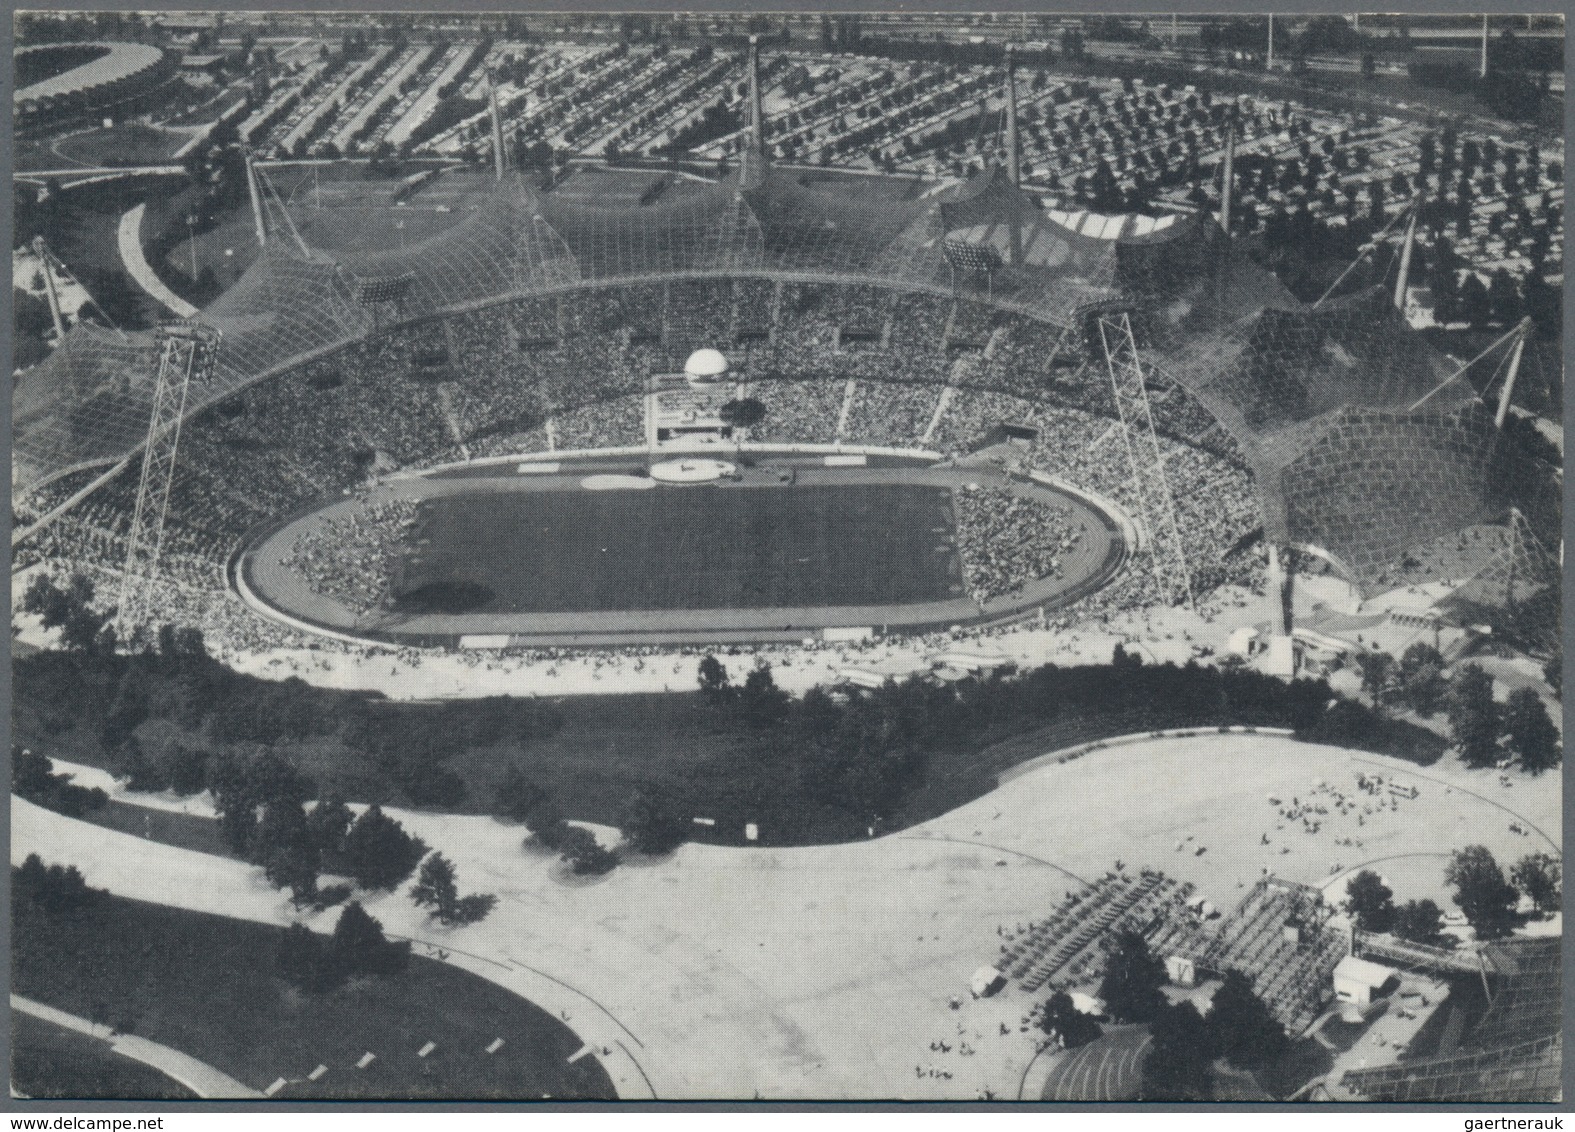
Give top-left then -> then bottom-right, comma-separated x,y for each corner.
394,483 -> 961,615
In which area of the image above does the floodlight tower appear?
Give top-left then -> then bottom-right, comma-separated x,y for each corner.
1218,104 -> 1237,234
244,148 -> 268,247
1095,310 -> 1194,608
1392,198 -> 1420,312
30,236 -> 67,341
748,35 -> 767,153
115,321 -> 222,644
1003,42 -> 1020,187
486,67 -> 507,180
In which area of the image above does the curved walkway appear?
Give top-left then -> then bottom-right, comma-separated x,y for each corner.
21,731 -> 1560,1101
117,203 -> 199,319
12,994 -> 261,1099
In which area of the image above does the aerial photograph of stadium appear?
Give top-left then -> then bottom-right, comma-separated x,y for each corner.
8,7 -> 1565,1105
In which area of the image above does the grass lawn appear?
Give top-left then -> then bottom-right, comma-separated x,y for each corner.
396,484 -> 959,614
12,890 -> 616,1100
52,125 -> 190,168
12,1013 -> 197,1101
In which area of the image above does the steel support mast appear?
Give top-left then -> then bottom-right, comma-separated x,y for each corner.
1097,311 -> 1194,608
115,322 -> 221,643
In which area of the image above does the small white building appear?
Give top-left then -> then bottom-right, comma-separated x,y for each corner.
1333,955 -> 1399,1008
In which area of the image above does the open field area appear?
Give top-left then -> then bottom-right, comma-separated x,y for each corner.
47,124 -> 191,169
397,483 -> 960,614
17,731 -> 1559,1100
12,884 -> 615,1100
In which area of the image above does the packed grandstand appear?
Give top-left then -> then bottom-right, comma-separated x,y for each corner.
15,144 -> 1552,649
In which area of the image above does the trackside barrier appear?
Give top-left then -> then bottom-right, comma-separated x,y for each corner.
997,726 -> 1298,786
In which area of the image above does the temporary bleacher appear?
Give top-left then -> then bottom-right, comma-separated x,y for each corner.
997,868 -> 1192,993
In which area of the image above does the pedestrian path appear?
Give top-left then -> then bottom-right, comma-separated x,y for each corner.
12,993 -> 262,1099
117,204 -> 199,319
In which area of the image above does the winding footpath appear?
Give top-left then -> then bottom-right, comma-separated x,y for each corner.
13,994 -> 261,1099
116,204 -> 200,319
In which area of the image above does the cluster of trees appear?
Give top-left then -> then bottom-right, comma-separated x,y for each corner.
1352,846 -> 1561,943
1359,648 -> 1560,772
277,901 -> 410,993
498,768 -> 621,876
695,647 -> 1408,830
12,747 -> 108,819
1447,844 -> 1558,938
209,745 -> 429,910
21,572 -> 116,654
13,854 -> 100,920
1084,931 -> 1288,1100
1343,870 -> 1450,945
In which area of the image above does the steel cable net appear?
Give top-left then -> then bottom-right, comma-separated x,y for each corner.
8,158 -> 1525,598
1470,936 -> 1563,1051
1342,937 -> 1562,1103
1271,400 -> 1504,591
1433,512 -> 1562,650
202,243 -> 376,390
337,175 -> 582,316
1339,1034 -> 1561,1103
538,176 -> 766,279
12,323 -> 159,488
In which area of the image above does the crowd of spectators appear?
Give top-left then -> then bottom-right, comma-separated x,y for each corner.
954,486 -> 1082,605
20,274 -> 1273,657
283,498 -> 421,614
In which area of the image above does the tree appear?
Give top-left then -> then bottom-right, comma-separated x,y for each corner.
739,662 -> 789,729
1445,845 -> 1518,939
1039,991 -> 1102,1049
1207,970 -> 1287,1070
495,764 -> 547,823
1510,853 -> 1560,915
1097,930 -> 1167,1024
411,852 -> 497,926
1358,651 -> 1394,704
330,901 -> 409,977
1343,870 -> 1395,933
1447,665 -> 1501,768
1503,687 -> 1560,773
559,825 -> 619,876
621,788 -> 688,855
1488,269 -> 1523,326
1142,1000 -> 1214,1101
1396,643 -> 1448,715
410,851 -> 458,914
307,796 -> 355,861
1392,899 -> 1446,945
20,571 -> 111,653
697,654 -> 732,702
14,854 -> 99,919
1459,273 -> 1492,329
341,805 -> 428,891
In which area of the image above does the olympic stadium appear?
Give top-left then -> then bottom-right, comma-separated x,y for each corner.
11,14 -> 1563,1106
15,143 -> 1557,653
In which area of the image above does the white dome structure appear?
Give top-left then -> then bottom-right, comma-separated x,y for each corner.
683,347 -> 729,383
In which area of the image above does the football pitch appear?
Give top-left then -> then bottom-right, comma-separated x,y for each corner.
392,484 -> 962,615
